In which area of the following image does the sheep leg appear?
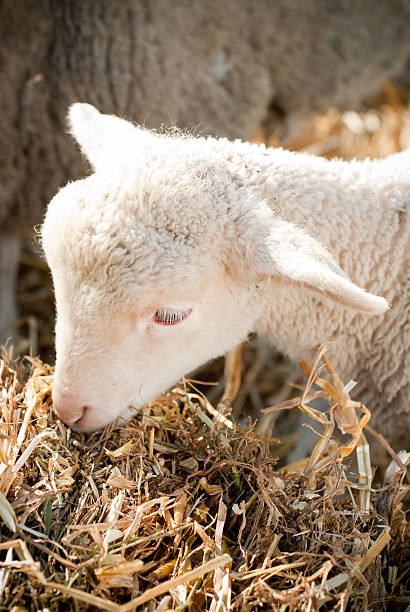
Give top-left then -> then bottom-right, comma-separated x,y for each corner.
0,234 -> 20,345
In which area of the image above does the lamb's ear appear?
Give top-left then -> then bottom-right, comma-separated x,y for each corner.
242,212 -> 389,315
68,103 -> 136,172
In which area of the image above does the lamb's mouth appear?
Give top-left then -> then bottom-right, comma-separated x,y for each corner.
71,404 -> 142,433
118,404 -> 141,422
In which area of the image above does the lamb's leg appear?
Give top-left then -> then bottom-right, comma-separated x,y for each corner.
0,234 -> 20,345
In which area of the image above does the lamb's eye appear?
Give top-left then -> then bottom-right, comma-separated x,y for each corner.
153,308 -> 191,326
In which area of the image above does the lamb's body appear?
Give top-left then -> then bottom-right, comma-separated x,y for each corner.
42,105 -> 410,447
238,145 -> 410,445
2,0 -> 410,336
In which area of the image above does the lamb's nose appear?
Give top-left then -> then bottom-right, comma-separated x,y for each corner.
52,389 -> 87,427
58,409 -> 85,427
54,403 -> 86,427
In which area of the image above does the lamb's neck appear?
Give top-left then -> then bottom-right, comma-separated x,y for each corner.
252,148 -> 406,296
243,148 -> 404,367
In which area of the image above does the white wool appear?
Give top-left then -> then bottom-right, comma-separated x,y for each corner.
42,105 -> 410,445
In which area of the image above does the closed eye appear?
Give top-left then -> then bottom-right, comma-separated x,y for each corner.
153,308 -> 192,326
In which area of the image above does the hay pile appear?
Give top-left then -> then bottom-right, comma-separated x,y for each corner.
0,348 -> 408,611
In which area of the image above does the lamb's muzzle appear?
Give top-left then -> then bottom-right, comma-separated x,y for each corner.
52,390 -> 86,428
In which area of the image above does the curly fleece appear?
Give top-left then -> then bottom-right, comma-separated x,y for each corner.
42,105 -> 410,444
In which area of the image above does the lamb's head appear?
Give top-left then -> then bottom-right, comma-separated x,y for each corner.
42,104 -> 388,432
42,104 -> 262,431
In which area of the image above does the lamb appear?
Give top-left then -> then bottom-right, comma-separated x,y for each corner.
2,0 -> 410,338
41,103 -> 410,450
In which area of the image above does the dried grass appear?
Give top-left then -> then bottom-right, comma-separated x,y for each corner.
0,347 -> 408,611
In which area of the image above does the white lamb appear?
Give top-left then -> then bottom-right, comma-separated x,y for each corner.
42,104 -> 410,449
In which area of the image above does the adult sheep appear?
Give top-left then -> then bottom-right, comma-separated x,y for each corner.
42,104 -> 410,450
2,0 -> 410,338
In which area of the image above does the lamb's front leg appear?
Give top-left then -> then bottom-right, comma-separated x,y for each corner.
0,234 -> 20,344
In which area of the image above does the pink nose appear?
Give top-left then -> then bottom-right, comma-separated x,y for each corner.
52,389 -> 87,427
56,409 -> 85,427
